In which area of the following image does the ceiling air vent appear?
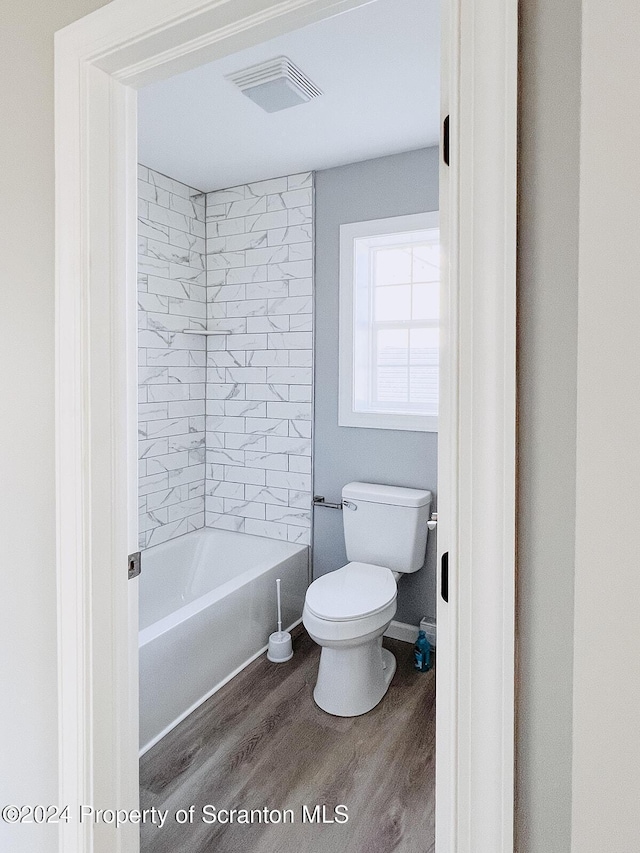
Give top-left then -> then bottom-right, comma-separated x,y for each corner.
225,56 -> 322,113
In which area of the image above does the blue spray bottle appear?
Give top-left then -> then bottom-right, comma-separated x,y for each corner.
413,630 -> 431,672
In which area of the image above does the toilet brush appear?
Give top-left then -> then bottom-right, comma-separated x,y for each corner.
267,578 -> 293,663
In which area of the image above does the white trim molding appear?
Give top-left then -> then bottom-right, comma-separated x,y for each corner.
435,0 -> 517,851
54,2 -> 516,853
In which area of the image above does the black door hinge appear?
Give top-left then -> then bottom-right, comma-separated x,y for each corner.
443,115 -> 450,166
441,551 -> 449,602
128,551 -> 141,580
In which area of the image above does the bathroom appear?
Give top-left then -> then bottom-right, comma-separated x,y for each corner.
137,0 -> 440,849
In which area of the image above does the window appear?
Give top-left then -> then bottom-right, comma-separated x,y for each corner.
339,212 -> 440,432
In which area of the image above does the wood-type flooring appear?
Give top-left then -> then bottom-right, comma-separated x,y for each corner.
140,627 -> 435,853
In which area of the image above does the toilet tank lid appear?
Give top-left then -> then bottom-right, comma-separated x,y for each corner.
342,482 -> 432,508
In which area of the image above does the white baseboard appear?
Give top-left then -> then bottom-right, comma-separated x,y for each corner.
385,620 -> 419,644
384,618 -> 437,647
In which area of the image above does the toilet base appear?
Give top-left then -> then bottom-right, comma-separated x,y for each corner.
313,638 -> 397,717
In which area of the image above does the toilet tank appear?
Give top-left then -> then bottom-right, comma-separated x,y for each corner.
342,482 -> 432,573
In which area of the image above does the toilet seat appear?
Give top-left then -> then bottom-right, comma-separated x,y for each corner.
305,562 -> 397,622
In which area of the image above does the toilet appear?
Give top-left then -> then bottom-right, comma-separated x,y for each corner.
303,482 -> 432,717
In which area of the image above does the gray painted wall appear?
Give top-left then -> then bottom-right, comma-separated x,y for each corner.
516,0 -> 580,849
312,148 -> 439,625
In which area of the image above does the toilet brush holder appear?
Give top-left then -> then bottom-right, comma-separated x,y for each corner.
267,630 -> 293,663
267,577 -> 293,663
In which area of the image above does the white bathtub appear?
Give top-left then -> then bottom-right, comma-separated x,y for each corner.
138,528 -> 308,754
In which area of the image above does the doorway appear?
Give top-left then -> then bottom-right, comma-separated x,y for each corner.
54,1 -> 516,851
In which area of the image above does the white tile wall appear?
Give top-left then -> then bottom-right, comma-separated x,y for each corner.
204,172 -> 314,545
138,166 -> 207,549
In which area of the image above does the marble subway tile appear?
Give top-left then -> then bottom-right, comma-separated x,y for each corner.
266,436 -> 311,456
139,438 -> 169,458
288,242 -> 313,261
289,313 -> 312,332
267,224 -> 312,245
224,400 -> 267,418
266,505 -> 311,527
139,417 -> 190,439
245,280 -> 289,300
244,451 -> 289,471
243,418 -> 289,436
206,186 -> 245,206
246,350 -> 289,367
244,384 -> 289,402
247,315 -> 289,333
244,484 -> 289,505
147,168 -> 193,199
170,228 -> 206,254
287,172 -> 312,191
227,196 -> 267,219
288,278 -> 313,297
206,512 -> 245,532
246,176 -> 288,196
288,526 -> 310,545
146,451 -> 190,474
223,333 -> 268,351
244,518 -> 288,540
206,480 -> 245,499
140,169 -> 315,546
225,264 -> 269,285
208,217 -> 245,237
266,470 -> 311,491
168,497 -> 206,521
245,210 -> 288,232
168,432 -> 205,453
223,499 -> 266,520
287,205 -> 312,226
168,464 -> 206,487
138,168 -> 208,546
168,400 -> 205,418
267,332 -> 312,350
289,384 -> 312,402
265,367 -> 312,385
288,454 -> 312,474
226,299 -> 268,318
223,231 -> 269,252
288,350 -> 313,367
244,244 -> 288,267
223,466 -> 266,486
224,432 -> 266,451
207,351 -> 246,368
148,202 -> 191,233
267,259 -> 313,280
139,472 -> 170,495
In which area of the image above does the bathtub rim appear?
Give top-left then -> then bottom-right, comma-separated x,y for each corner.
139,531 -> 308,641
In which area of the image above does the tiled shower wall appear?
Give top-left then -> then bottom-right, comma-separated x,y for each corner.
138,168 -> 314,549
204,173 -> 314,545
138,166 -> 207,549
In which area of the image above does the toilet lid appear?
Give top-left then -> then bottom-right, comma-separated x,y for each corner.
305,562 -> 397,622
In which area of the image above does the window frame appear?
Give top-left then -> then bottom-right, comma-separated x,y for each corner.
338,211 -> 440,432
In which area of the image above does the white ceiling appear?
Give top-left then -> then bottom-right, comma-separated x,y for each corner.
137,0 -> 440,192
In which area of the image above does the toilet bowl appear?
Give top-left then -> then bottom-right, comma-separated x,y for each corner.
304,482 -> 432,717
302,562 -> 398,716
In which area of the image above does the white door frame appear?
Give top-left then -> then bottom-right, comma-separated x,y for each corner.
54,1 -> 516,852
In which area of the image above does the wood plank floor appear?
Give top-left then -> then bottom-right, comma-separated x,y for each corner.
140,627 -> 435,853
